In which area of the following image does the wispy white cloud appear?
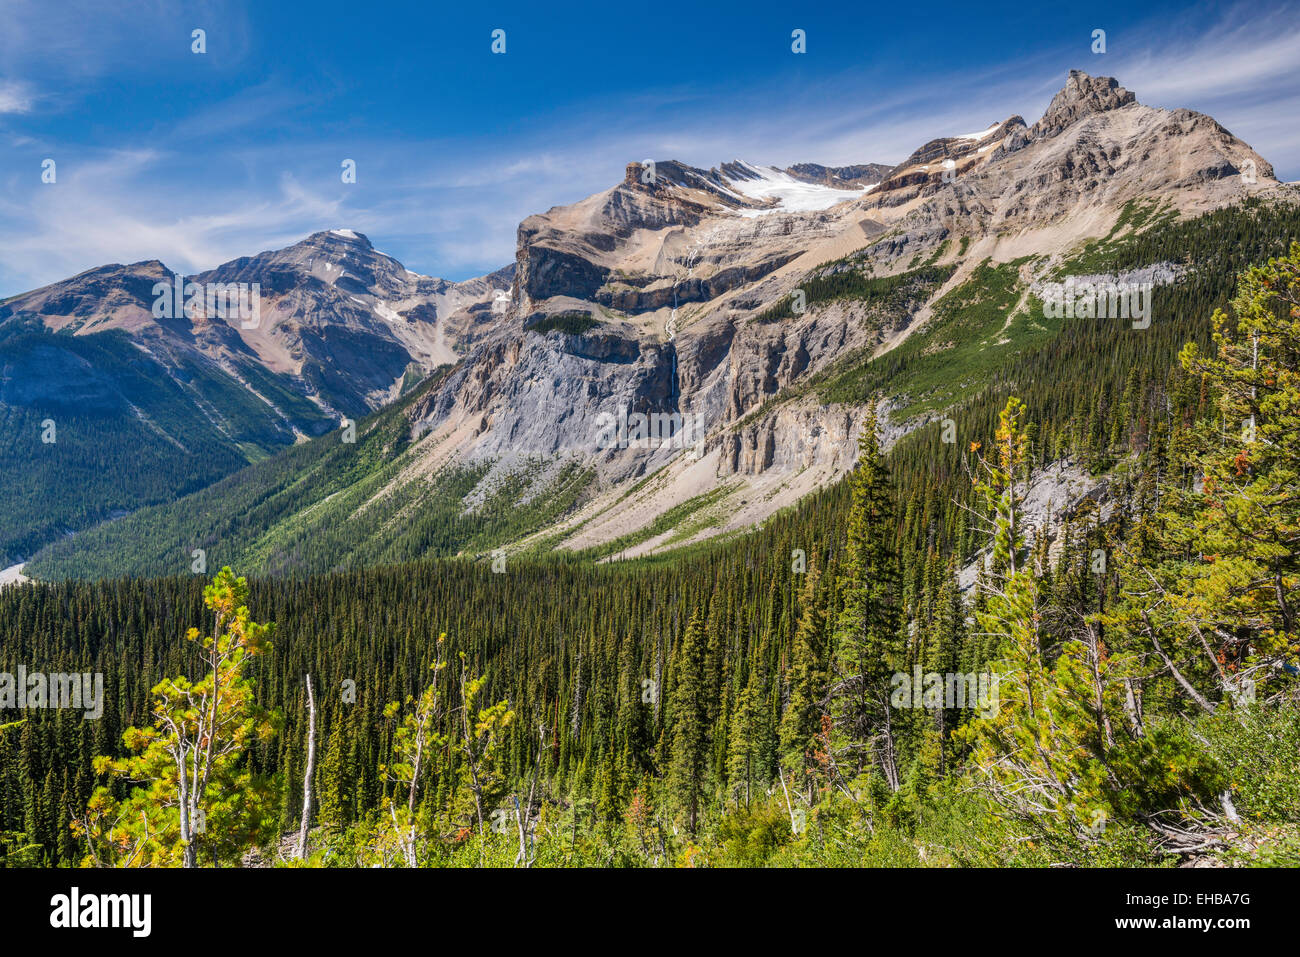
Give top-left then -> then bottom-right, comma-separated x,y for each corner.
1110,14 -> 1300,104
0,0 -> 1295,296
0,80 -> 34,114
0,0 -> 250,82
1097,4 -> 1300,179
0,150 -> 348,290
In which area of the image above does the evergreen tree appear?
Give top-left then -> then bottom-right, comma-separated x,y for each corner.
779,566 -> 828,801
830,400 -> 904,792
317,713 -> 354,829
76,568 -> 277,867
726,666 -> 771,808
668,609 -> 710,834
1110,242 -> 1300,706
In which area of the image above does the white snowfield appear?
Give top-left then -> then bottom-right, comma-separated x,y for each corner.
350,294 -> 404,323
330,228 -> 360,239
373,301 -> 403,322
722,162 -> 867,217
953,122 -> 1001,141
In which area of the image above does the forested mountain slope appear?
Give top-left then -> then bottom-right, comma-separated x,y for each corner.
10,71 -> 1290,578
0,231 -> 509,567
28,194 -> 1300,580
5,241 -> 1299,868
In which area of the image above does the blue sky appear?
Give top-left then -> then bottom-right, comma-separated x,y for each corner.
1,0 -> 1298,296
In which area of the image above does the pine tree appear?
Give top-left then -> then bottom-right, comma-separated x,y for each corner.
668,609 -> 710,834
1122,242 -> 1300,702
726,665 -> 771,808
963,397 -> 1233,850
76,568 -> 276,867
779,566 -> 827,801
830,400 -> 904,792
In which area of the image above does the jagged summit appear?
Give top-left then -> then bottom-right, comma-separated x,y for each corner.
614,72 -> 1144,220
1030,70 -> 1137,140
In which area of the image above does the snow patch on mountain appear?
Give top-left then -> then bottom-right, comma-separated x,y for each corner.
954,122 -> 1002,140
722,162 -> 865,217
373,301 -> 402,323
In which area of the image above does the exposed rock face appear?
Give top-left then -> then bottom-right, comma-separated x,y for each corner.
721,403 -> 861,477
1028,70 -> 1136,141
1,259 -> 170,335
786,163 -> 894,187
958,458 -> 1109,592
394,71 -> 1288,557
871,116 -> 1028,199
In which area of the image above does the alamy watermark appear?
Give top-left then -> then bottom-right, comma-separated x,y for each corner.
595,405 -> 706,452
1041,276 -> 1153,329
153,272 -> 261,329
50,887 -> 150,937
891,668 -> 999,718
0,667 -> 103,719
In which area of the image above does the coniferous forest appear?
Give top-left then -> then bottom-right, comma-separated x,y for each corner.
5,19 -> 1300,946
3,241 -> 1298,872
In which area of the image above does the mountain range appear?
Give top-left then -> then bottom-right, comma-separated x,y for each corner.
4,70 -> 1295,579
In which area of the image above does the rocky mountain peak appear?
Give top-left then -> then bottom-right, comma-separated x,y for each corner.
1030,70 -> 1136,140
309,228 -> 374,248
784,162 -> 893,188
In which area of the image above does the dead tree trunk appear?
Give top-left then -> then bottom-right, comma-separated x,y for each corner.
296,674 -> 317,860
514,719 -> 549,867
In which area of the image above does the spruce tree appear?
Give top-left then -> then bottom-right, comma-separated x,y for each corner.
726,666 -> 771,808
779,566 -> 828,801
830,400 -> 904,792
668,609 -> 710,834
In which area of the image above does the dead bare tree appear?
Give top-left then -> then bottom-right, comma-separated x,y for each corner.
295,674 -> 316,860
513,718 -> 550,867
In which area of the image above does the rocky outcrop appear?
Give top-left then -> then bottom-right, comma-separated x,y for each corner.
720,403 -> 861,477
786,162 -> 894,187
517,243 -> 611,302
595,252 -> 801,313
392,70 -> 1288,559
870,116 -> 1027,199
1028,70 -> 1136,141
